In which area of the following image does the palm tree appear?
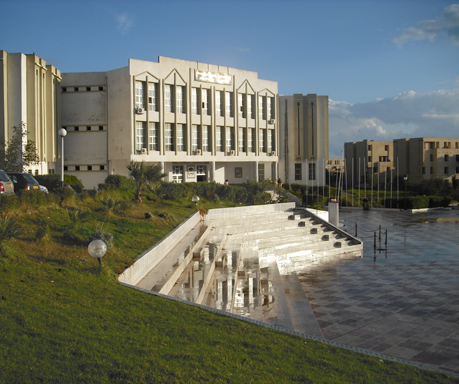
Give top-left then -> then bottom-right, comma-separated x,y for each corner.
127,161 -> 166,203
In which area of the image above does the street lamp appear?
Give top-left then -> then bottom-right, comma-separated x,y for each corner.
192,195 -> 200,205
88,239 -> 107,266
403,175 -> 408,210
58,128 -> 67,187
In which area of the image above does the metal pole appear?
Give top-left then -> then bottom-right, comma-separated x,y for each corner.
355,223 -> 358,237
385,229 -> 388,247
61,135 -> 64,187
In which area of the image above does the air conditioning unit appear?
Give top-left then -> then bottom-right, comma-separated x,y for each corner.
140,148 -> 147,154
135,107 -> 144,114
269,119 -> 275,124
195,149 -> 202,155
230,150 -> 235,156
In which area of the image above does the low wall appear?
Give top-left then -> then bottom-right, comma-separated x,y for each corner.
118,211 -> 201,286
206,202 -> 296,221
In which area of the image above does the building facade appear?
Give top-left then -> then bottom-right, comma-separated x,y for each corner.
279,94 -> 329,186
394,137 -> 459,182
1,50 -> 61,174
60,57 -> 279,188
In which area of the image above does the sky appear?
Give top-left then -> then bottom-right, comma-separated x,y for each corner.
1,0 -> 458,157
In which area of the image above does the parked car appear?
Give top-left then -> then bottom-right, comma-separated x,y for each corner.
0,170 -> 15,195
8,172 -> 40,192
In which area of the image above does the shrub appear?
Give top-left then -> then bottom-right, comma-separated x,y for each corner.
0,194 -> 19,212
0,216 -> 21,243
18,190 -> 49,207
35,174 -> 84,193
104,175 -> 135,190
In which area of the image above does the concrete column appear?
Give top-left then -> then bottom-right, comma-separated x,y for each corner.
328,200 -> 339,226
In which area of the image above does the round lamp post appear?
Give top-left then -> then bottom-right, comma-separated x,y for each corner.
192,195 -> 200,205
88,239 -> 107,266
58,128 -> 67,187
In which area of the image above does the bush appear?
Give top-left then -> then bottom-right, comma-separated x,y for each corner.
18,190 -> 49,207
35,174 -> 84,193
0,194 -> 19,212
104,175 -> 135,190
0,216 -> 21,243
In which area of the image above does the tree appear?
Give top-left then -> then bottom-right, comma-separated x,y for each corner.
0,123 -> 39,172
126,161 -> 166,203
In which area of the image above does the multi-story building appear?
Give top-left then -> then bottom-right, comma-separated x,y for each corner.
279,94 -> 329,186
344,139 -> 395,189
60,56 -> 279,188
325,158 -> 345,187
0,50 -> 61,175
345,137 -> 459,187
394,137 -> 459,182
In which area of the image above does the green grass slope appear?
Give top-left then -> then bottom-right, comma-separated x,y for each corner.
0,189 -> 456,383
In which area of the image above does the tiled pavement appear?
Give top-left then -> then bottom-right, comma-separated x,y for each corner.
297,208 -> 459,375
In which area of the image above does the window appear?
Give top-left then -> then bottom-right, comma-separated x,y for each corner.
248,95 -> 255,119
192,125 -> 200,152
165,123 -> 174,151
379,156 -> 388,162
259,129 -> 265,152
172,165 -> 183,183
258,163 -> 265,181
445,167 -> 449,174
176,86 -> 185,114
225,92 -> 233,117
226,127 -> 234,152
148,122 -> 158,151
165,85 -> 174,113
202,89 -> 210,115
259,96 -> 266,120
368,156 -> 372,163
148,83 -> 158,111
430,167 -> 433,174
385,145 -> 389,151
192,88 -> 200,114
177,124 -> 186,151
239,93 -> 246,118
295,164 -> 302,180
267,130 -> 273,153
216,91 -> 224,117
456,154 -> 459,161
216,127 -> 223,152
368,145 -> 372,151
445,154 -> 449,161
430,154 -> 434,161
203,126 -> 211,152
248,128 -> 254,152
309,162 -> 316,180
135,81 -> 145,108
87,166 -> 92,171
135,122 -> 146,151
239,128 -> 245,152
422,167 -> 426,174
267,97 -> 275,119
100,165 -> 105,171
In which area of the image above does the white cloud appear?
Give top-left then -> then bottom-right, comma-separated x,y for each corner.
328,89 -> 459,157
116,13 -> 133,35
393,4 -> 459,46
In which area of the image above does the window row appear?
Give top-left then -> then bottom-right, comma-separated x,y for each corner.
135,122 -> 276,153
63,165 -> 106,171
62,86 -> 105,92
61,125 -> 105,132
135,81 -> 275,120
294,163 -> 316,181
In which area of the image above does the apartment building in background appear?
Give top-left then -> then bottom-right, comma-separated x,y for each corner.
60,56 -> 279,188
279,94 -> 329,186
345,137 -> 459,188
0,50 -> 62,175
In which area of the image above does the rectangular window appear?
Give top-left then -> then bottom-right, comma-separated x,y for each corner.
259,96 -> 266,120
177,124 -> 186,151
368,145 -> 372,151
430,154 -> 434,161
239,93 -> 246,118
259,129 -> 265,152
248,95 -> 255,119
165,85 -> 174,113
430,167 -> 433,174
295,164 -> 302,180
216,91 -> 224,117
176,86 -> 185,114
225,92 -> 233,117
267,129 -> 273,153
309,162 -> 316,181
239,128 -> 245,152
226,127 -> 234,152
165,123 -> 174,151
422,167 -> 426,174
136,122 -> 146,151
248,128 -> 255,152
172,165 -> 183,183
148,122 -> 158,151
385,145 -> 389,151
258,163 -> 265,181
148,83 -> 158,111
202,126 -> 210,152
135,81 -> 145,108
192,88 -> 200,114
445,154 -> 449,161
192,125 -> 199,152
445,167 -> 449,174
202,89 -> 210,115
267,97 -> 274,119
216,127 -> 223,152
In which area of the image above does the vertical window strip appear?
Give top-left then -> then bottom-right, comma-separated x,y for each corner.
135,81 -> 145,108
177,124 -> 185,151
192,88 -> 199,114
165,123 -> 174,151
136,122 -> 145,151
176,86 -> 185,114
148,122 -> 158,151
226,92 -> 233,117
165,85 -> 174,113
216,127 -> 223,152
202,126 -> 210,152
192,125 -> 199,151
148,83 -> 157,111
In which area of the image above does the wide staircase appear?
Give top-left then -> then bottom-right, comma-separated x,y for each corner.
133,205 -> 362,336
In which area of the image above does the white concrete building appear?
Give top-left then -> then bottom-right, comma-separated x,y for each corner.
279,94 -> 329,186
0,50 -> 61,175
61,56 -> 279,188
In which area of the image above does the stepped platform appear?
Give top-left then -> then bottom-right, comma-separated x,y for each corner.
119,203 -> 363,336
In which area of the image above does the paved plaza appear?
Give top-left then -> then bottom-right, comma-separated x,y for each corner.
298,208 -> 459,376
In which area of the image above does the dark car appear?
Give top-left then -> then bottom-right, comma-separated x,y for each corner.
8,172 -> 40,192
0,170 -> 15,195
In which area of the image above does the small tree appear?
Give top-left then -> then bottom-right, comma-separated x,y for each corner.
0,123 -> 39,172
127,161 -> 166,203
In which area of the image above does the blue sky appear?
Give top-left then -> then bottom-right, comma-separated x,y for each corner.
1,0 -> 458,157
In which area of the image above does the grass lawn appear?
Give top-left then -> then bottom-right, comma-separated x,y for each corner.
0,188 -> 457,383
